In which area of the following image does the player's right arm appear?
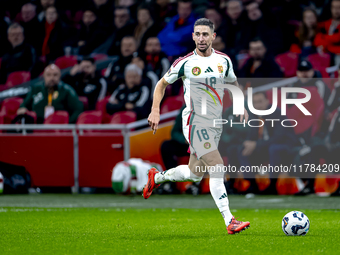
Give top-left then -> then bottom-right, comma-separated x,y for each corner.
148,77 -> 170,134
148,57 -> 186,134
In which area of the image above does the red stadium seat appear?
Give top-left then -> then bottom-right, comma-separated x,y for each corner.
110,111 -> 137,124
308,53 -> 331,71
77,110 -> 102,124
101,68 -> 108,77
55,56 -> 78,69
77,110 -> 103,133
160,96 -> 184,114
0,97 -> 24,124
275,52 -> 299,77
0,84 -> 6,92
5,71 -> 31,88
96,96 -> 111,123
44,111 -> 69,124
78,96 -> 89,111
91,54 -> 108,61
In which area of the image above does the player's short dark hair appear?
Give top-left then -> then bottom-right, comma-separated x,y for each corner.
194,18 -> 214,33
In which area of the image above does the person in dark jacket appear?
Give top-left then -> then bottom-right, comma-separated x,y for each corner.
293,60 -> 331,114
18,2 -> 44,53
106,64 -> 151,119
77,9 -> 109,56
0,23 -> 36,84
17,64 -> 83,123
105,36 -> 138,92
62,57 -> 107,110
143,37 -> 170,79
40,6 -> 73,63
238,38 -> 283,80
104,6 -> 136,56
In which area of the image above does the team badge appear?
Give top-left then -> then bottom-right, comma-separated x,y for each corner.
167,67 -> 171,75
192,67 -> 201,76
217,63 -> 223,74
204,142 -> 211,149
53,91 -> 59,99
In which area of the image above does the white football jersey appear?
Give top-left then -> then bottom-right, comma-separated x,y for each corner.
163,49 -> 237,128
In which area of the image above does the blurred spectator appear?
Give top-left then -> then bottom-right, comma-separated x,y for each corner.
40,6 -> 72,63
37,0 -> 55,22
292,60 -> 331,112
143,37 -> 170,79
62,57 -> 107,110
224,0 -> 249,57
238,38 -> 283,79
246,1 -> 283,55
290,8 -> 319,57
158,0 -> 197,57
161,106 -> 188,169
18,3 -> 44,52
154,0 -> 177,29
134,4 -> 160,51
17,64 -> 83,123
0,23 -> 36,84
77,9 -> 109,55
237,92 -> 297,188
204,8 -> 227,52
102,6 -> 136,56
328,69 -> 340,113
89,0 -> 115,29
106,64 -> 151,119
0,15 -> 10,57
131,56 -> 158,98
105,36 -> 138,92
314,0 -> 340,64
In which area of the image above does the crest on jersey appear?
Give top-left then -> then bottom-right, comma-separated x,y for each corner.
217,63 -> 223,74
192,67 -> 201,76
204,142 -> 211,149
167,67 -> 171,75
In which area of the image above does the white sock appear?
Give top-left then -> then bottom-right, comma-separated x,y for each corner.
154,165 -> 203,184
209,164 -> 233,227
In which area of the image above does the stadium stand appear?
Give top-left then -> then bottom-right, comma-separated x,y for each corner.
0,0 -> 339,195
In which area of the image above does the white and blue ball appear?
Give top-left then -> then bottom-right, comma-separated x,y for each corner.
282,211 -> 310,236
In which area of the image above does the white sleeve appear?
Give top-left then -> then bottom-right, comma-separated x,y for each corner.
224,57 -> 237,83
163,58 -> 186,84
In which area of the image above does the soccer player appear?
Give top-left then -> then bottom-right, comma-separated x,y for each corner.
143,18 -> 250,234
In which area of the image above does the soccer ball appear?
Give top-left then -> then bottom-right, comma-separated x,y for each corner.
282,211 -> 310,236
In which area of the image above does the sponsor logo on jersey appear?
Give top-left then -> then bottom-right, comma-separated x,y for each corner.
192,67 -> 201,76
217,63 -> 223,73
204,142 -> 211,149
204,67 -> 213,73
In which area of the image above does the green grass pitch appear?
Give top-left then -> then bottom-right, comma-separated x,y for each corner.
1,194 -> 340,254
